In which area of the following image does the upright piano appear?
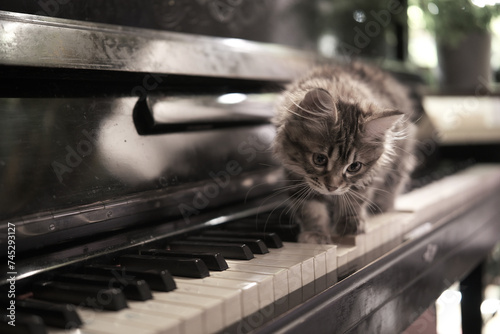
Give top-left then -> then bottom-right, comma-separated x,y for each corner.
1,3 -> 500,334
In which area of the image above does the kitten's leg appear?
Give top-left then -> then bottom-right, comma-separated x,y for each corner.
297,199 -> 332,244
334,204 -> 368,235
367,180 -> 395,214
333,195 -> 367,235
369,161 -> 410,214
370,132 -> 415,214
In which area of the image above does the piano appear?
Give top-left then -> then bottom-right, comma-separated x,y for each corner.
1,4 -> 500,334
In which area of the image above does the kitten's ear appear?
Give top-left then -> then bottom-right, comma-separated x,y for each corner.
298,88 -> 335,117
364,110 -> 403,139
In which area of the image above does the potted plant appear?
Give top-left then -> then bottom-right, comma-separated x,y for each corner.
417,0 -> 500,91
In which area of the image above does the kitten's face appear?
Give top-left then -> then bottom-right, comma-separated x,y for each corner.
274,88 -> 402,195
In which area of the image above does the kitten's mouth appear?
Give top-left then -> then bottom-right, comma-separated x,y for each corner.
325,188 -> 349,196
307,181 -> 348,195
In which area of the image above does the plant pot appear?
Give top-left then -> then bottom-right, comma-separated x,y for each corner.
437,32 -> 492,92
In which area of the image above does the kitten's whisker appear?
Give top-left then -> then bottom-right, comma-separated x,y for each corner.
261,190 -> 305,232
258,163 -> 279,168
289,186 -> 311,226
363,185 -> 394,198
283,100 -> 318,122
245,182 -> 293,204
341,193 -> 358,236
263,179 -> 308,194
392,145 -> 414,157
337,195 -> 347,228
285,94 -> 317,116
349,190 -> 383,215
376,165 -> 401,173
284,186 -> 309,215
350,188 -> 380,206
284,108 -> 316,122
273,182 -> 308,191
252,181 -> 309,226
346,194 -> 356,212
285,185 -> 311,226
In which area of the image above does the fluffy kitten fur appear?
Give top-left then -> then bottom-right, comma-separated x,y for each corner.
273,62 -> 418,244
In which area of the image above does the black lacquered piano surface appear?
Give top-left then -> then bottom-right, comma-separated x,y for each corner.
1,7 -> 500,334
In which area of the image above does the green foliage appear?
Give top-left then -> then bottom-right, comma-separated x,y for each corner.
293,0 -> 406,40
416,0 -> 500,46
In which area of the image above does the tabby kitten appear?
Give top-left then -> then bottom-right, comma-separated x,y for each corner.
273,62 -> 418,244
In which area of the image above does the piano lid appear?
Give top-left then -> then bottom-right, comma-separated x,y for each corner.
0,10 -> 315,81
0,0 -> 308,48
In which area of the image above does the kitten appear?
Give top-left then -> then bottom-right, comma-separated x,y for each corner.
273,62 -> 418,244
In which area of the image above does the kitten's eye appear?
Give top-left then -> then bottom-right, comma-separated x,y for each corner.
347,161 -> 362,173
312,153 -> 328,166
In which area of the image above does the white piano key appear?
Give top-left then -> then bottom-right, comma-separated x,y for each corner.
332,233 -> 365,270
272,244 -> 326,279
277,243 -> 337,282
253,252 -> 315,300
75,307 -> 181,334
318,244 -> 338,275
281,243 -> 337,273
395,165 -> 500,231
227,258 -> 302,294
174,276 -> 259,317
152,291 -> 224,333
336,245 -> 353,277
210,270 -> 274,307
254,253 -> 315,287
364,212 -> 413,262
366,217 -> 383,262
313,244 -> 339,285
386,214 -> 407,251
382,222 -> 394,255
129,300 -> 203,334
175,281 -> 242,327
225,262 -> 289,300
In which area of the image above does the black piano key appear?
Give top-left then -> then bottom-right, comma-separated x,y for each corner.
84,264 -> 176,292
225,221 -> 300,242
119,254 -> 209,278
1,314 -> 46,334
168,240 -> 254,260
32,281 -> 127,311
186,235 -> 269,254
256,209 -> 297,223
140,249 -> 228,271
202,230 -> 283,248
54,273 -> 152,301
17,299 -> 82,329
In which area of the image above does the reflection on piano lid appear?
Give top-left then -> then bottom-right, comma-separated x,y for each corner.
133,93 -> 277,134
0,0 -> 300,48
0,10 -> 314,81
0,10 -> 316,250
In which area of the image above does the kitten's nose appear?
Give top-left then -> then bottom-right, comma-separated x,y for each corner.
326,185 -> 338,192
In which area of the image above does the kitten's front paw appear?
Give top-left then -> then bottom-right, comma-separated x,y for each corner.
298,231 -> 332,244
335,216 -> 365,235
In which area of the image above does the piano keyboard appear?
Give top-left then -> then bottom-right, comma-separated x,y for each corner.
4,164 -> 500,334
